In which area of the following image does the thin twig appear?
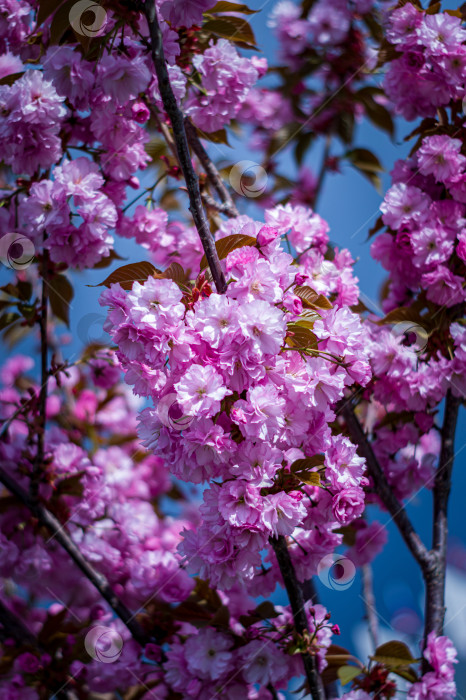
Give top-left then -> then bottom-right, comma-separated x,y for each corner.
0,598 -> 37,647
0,466 -> 153,648
361,564 -> 378,651
143,0 -> 227,293
184,117 -> 239,218
271,536 -> 325,700
201,192 -> 237,215
311,135 -> 331,209
423,390 -> 461,664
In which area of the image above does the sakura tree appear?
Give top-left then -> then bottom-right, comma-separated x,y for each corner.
0,0 -> 463,698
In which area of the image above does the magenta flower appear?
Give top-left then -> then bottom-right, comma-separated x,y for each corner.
175,364 -> 230,417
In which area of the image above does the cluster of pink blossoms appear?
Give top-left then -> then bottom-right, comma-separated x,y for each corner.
0,0 -> 262,269
0,354 -> 341,697
385,5 -> 466,119
100,211 -> 375,596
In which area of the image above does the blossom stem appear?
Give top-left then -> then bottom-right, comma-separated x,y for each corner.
143,0 -> 227,293
0,466 -> 153,648
423,390 -> 461,663
270,535 -> 325,700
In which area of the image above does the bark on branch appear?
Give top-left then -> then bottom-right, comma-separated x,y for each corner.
0,599 -> 71,699
340,402 -> 433,573
424,390 -> 461,653
271,536 -> 325,700
0,466 -> 153,648
143,0 -> 227,293
30,251 -> 49,501
184,117 -> 240,218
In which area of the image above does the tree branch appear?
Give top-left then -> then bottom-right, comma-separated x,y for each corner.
30,250 -> 49,501
340,402 -> 433,573
184,117 -> 240,218
423,390 -> 461,657
201,191 -> 238,215
142,7 -> 323,694
143,0 -> 227,293
0,599 -> 37,647
0,599 -> 71,699
271,536 -> 325,700
361,564 -> 378,651
0,466 -> 153,648
311,135 -> 331,209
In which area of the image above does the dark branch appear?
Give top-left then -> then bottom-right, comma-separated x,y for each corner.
0,599 -> 71,699
340,402 -> 433,573
0,599 -> 37,647
201,191 -> 238,215
143,1 -> 227,293
271,536 -> 325,700
423,390 -> 461,659
30,250 -> 49,501
0,466 -> 152,648
184,117 -> 240,218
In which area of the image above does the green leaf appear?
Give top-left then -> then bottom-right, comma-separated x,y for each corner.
209,1 -> 258,14
370,640 -> 416,668
376,39 -> 402,69
239,601 -> 279,628
55,472 -> 84,498
335,111 -> 355,145
92,249 -> 126,269
37,0 -> 67,25
211,605 -> 230,628
391,666 -> 419,683
356,91 -> 394,138
362,12 -> 383,41
48,274 -> 74,327
321,644 -> 356,686
49,0 -> 76,44
338,665 -> 362,686
196,128 -> 230,145
145,138 -> 167,163
333,525 -> 357,547
295,132 -> 314,166
290,455 -> 325,485
0,72 -> 24,86
376,305 -> 424,326
367,215 -> 384,239
0,312 -> 20,330
199,234 -> 257,270
345,148 -> 384,191
174,601 -> 213,626
38,608 -> 68,645
203,17 -> 257,48
154,261 -> 187,287
286,323 -> 319,351
295,286 -> 332,310
91,261 -> 159,290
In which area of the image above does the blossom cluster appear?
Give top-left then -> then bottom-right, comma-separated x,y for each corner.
385,5 -> 466,120
100,211 -> 374,596
0,352 -> 341,698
